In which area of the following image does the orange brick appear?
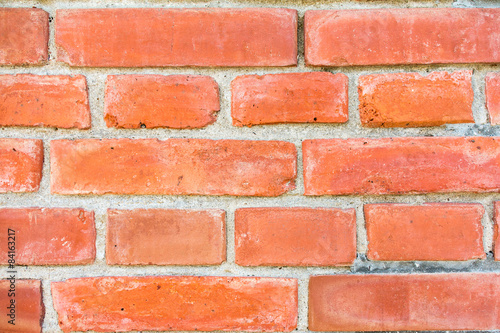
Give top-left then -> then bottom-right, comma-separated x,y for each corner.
303,137 -> 500,195
56,8 -> 297,67
51,139 -> 296,196
486,73 -> 500,125
105,75 -> 219,129
359,71 -> 474,127
309,274 -> 500,331
0,75 -> 90,129
0,208 -> 95,265
0,280 -> 43,333
495,202 -> 500,261
365,203 -> 485,261
231,72 -> 348,126
107,209 -> 225,265
52,276 -> 298,332
0,139 -> 43,193
0,8 -> 48,65
305,8 -> 500,66
235,207 -> 356,266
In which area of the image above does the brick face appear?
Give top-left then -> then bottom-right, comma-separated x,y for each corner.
0,8 -> 48,65
235,207 -> 356,266
358,71 -> 474,127
105,75 -> 219,129
51,139 -> 296,196
52,276 -> 298,332
365,203 -> 485,261
106,209 -> 226,265
56,8 -> 297,67
305,8 -> 500,66
0,139 -> 43,193
231,72 -> 348,126
0,280 -> 44,333
0,75 -> 91,129
0,208 -> 95,265
303,137 -> 500,195
309,274 -> 500,331
486,73 -> 500,125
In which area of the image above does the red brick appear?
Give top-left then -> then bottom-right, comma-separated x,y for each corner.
365,203 -> 485,261
0,208 -> 95,265
0,8 -> 48,65
495,202 -> 500,261
235,207 -> 356,266
52,276 -> 298,332
56,8 -> 297,67
51,139 -> 296,196
0,75 -> 90,129
0,139 -> 43,193
305,8 -> 500,66
0,280 -> 43,333
303,137 -> 500,195
105,75 -> 219,129
107,209 -> 225,265
309,273 -> 500,331
231,72 -> 348,126
359,71 -> 474,127
486,73 -> 500,125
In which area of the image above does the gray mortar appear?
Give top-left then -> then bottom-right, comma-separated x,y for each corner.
1,0 -> 500,332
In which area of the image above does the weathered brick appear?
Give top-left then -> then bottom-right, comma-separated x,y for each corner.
107,209 -> 225,265
0,280 -> 43,333
0,208 -> 95,265
359,71 -> 474,127
235,207 -> 356,266
309,274 -> 500,331
231,72 -> 348,126
0,74 -> 90,129
51,139 -> 296,196
56,8 -> 297,67
365,203 -> 485,261
0,8 -> 48,65
495,202 -> 500,261
303,137 -> 500,195
305,8 -> 500,66
52,276 -> 298,332
0,139 -> 43,193
486,73 -> 500,125
105,75 -> 219,129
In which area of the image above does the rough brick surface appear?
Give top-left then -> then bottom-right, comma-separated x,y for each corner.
0,74 -> 90,129
303,137 -> 500,195
231,72 -> 348,126
105,75 -> 219,129
51,139 -> 296,196
56,8 -> 297,67
359,71 -> 474,127
235,207 -> 356,266
309,274 -> 500,331
0,8 -> 48,65
495,202 -> 500,261
0,139 -> 43,193
365,203 -> 485,261
486,73 -> 500,125
305,8 -> 500,66
107,209 -> 226,265
0,208 -> 95,265
52,276 -> 298,332
0,280 -> 43,333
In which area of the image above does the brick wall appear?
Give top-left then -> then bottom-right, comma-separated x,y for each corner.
0,1 -> 499,332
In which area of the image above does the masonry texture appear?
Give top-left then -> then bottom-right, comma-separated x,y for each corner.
0,0 -> 500,332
